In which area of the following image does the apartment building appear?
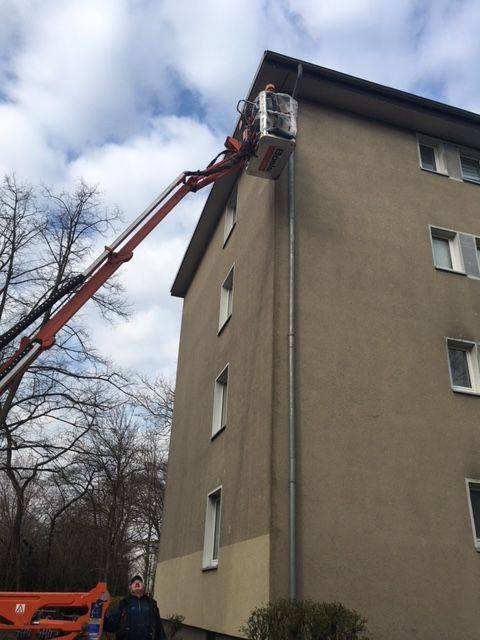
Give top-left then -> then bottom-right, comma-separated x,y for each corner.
155,52 -> 480,639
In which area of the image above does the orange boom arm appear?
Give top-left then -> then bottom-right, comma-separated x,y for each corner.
0,583 -> 109,640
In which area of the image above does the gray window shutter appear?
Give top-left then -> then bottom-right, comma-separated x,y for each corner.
444,144 -> 462,180
461,156 -> 480,183
459,233 -> 480,277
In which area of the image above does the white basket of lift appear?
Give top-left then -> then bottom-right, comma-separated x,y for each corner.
246,86 -> 298,180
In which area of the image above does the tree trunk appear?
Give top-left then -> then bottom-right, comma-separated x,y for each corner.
43,516 -> 57,589
11,487 -> 24,590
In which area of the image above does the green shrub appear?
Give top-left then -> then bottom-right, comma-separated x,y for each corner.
241,599 -> 369,640
164,613 -> 185,639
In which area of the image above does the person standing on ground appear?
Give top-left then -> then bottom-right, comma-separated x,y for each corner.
104,575 -> 167,640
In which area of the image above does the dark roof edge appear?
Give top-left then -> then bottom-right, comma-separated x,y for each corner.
264,50 -> 480,126
171,51 -> 480,298
169,54 -> 269,299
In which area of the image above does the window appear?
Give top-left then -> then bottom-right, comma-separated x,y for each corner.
212,365 -> 228,437
466,479 -> 480,551
432,235 -> 452,270
203,487 -> 222,569
446,339 -> 480,394
460,155 -> 480,184
223,186 -> 237,246
419,144 -> 437,172
417,137 -> 446,174
430,227 -> 463,273
417,136 -> 480,183
448,345 -> 471,388
218,266 -> 234,331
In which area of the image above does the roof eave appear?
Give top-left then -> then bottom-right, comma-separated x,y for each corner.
171,51 -> 480,298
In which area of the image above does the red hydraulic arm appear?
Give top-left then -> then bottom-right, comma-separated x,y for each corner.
0,131 -> 257,396
0,582 -> 109,640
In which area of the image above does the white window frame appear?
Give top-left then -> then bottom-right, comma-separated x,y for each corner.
212,364 -> 229,438
429,226 -> 464,274
446,338 -> 480,395
417,135 -> 447,175
202,486 -> 222,570
476,238 -> 480,271
459,152 -> 480,185
218,265 -> 234,333
223,185 -> 237,246
465,478 -> 480,552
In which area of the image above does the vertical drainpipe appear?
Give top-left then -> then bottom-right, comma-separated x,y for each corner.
288,63 -> 303,602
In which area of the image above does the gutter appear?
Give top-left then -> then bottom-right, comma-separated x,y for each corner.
288,63 -> 303,601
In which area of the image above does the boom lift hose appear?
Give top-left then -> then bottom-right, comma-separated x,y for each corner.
0,114 -> 259,394
0,274 -> 86,352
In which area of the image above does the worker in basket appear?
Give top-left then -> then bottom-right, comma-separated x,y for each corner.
104,575 -> 167,640
259,83 -> 296,140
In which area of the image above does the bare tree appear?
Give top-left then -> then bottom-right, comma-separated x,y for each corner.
39,466 -> 96,588
0,175 -> 129,589
133,375 -> 174,441
81,407 -> 141,594
123,375 -> 173,590
0,376 -> 173,592
0,176 -> 175,591
132,436 -> 167,592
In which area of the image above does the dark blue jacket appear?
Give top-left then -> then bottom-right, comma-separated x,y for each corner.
104,594 -> 166,640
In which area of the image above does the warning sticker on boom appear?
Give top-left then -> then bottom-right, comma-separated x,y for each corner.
246,133 -> 294,180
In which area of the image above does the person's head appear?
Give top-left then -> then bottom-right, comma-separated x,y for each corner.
129,575 -> 145,598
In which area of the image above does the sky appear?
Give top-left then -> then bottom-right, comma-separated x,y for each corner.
1,0 -> 480,380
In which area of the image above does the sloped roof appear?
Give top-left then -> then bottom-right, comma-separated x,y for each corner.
171,50 -> 480,298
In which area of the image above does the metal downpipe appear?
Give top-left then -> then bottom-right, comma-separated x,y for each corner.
288,63 -> 302,602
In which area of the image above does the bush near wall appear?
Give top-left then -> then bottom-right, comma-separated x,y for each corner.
163,614 -> 185,639
241,599 -> 369,640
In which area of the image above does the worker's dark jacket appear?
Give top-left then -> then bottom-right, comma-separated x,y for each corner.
104,594 -> 166,640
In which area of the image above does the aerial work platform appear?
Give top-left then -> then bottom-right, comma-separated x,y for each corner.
0,583 -> 109,640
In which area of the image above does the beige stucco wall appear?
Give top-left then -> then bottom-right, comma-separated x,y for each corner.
157,171 -> 276,635
155,534 -> 269,637
159,95 -> 480,640
269,101 -> 480,639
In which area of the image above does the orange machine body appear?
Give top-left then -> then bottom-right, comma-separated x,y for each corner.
0,583 -> 109,640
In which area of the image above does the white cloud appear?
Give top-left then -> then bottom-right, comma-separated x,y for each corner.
0,103 -> 64,182
1,0 -> 480,380
65,114 -> 221,377
154,0 -> 265,121
67,115 -> 220,219
414,2 -> 480,111
2,0 -> 179,155
89,302 -> 181,375
9,1 -> 131,147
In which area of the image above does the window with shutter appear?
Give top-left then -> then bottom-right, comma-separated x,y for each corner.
460,155 -> 480,184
